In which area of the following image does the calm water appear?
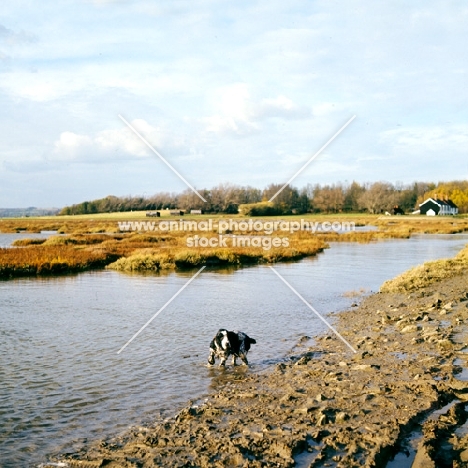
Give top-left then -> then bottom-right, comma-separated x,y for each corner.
1,234 -> 468,467
0,232 -> 58,248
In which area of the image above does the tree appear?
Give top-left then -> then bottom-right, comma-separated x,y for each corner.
262,184 -> 303,214
178,189 -> 209,211
312,184 -> 345,213
210,183 -> 242,213
451,188 -> 468,213
343,181 -> 365,212
357,182 -> 397,214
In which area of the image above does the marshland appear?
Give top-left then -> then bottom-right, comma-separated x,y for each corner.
1,213 -> 468,279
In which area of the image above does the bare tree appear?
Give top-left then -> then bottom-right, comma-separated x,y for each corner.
178,189 -> 209,211
312,184 -> 345,213
358,182 -> 397,214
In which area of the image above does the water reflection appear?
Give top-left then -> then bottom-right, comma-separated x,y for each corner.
115,263 -> 245,279
207,365 -> 251,391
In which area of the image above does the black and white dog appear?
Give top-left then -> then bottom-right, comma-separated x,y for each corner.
208,329 -> 256,366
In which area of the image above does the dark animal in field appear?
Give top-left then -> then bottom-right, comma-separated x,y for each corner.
208,329 -> 256,366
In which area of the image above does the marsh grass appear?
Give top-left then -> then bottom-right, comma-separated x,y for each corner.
12,238 -> 47,246
106,236 -> 327,271
0,219 -> 121,234
43,234 -> 114,246
376,217 -> 468,235
1,214 -> 467,235
107,252 -> 174,272
318,229 -> 411,243
0,245 -> 117,278
380,244 -> 468,293
2,214 -> 468,278
126,233 -> 175,243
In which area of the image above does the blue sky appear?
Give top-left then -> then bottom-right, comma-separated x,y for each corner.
1,0 -> 467,207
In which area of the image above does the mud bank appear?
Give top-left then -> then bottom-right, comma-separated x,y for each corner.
59,273 -> 468,467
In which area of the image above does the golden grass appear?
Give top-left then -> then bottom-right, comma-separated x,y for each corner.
1,213 -> 467,235
12,238 -> 47,246
106,237 -> 327,271
125,233 -> 175,243
0,219 -> 121,234
2,213 -> 468,278
4,231 -> 326,277
0,245 -> 118,278
380,244 -> 468,293
42,234 -> 115,246
376,216 -> 468,235
317,229 -> 411,243
106,252 -> 174,271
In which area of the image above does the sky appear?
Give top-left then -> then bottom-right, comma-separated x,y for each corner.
1,0 -> 467,208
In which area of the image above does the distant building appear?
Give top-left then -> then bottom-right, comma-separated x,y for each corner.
170,210 -> 184,216
146,211 -> 160,217
190,209 -> 203,215
393,205 -> 404,215
419,196 -> 458,216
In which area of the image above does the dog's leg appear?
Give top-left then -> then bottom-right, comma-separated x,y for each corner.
239,353 -> 249,365
208,349 -> 216,366
219,351 -> 228,367
232,355 -> 237,366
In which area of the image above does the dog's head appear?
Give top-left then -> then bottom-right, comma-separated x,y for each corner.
219,329 -> 231,348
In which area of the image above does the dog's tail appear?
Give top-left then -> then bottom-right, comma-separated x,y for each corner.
249,338 -> 256,344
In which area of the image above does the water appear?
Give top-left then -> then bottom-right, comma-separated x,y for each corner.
386,400 -> 459,468
1,234 -> 467,467
0,232 -> 58,248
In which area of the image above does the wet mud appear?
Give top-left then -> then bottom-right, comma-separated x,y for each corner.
58,272 -> 468,467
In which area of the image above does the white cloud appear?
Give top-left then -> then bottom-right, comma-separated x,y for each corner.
0,24 -> 37,73
204,83 -> 259,136
204,83 -> 312,135
0,24 -> 36,45
312,103 -> 340,117
52,132 -> 93,160
49,119 -> 191,162
380,124 -> 468,155
256,95 -> 311,119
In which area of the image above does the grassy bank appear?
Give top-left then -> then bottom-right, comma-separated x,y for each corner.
380,243 -> 468,293
106,237 -> 327,271
0,231 -> 327,277
0,245 -> 118,278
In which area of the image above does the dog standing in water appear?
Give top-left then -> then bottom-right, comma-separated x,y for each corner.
208,329 -> 256,366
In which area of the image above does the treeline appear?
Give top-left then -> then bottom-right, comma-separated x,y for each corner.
59,180 -> 468,216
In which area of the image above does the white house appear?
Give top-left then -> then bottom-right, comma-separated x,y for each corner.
419,197 -> 458,216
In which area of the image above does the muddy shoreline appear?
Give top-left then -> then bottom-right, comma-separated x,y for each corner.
59,271 -> 468,467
